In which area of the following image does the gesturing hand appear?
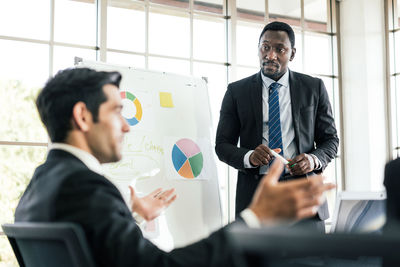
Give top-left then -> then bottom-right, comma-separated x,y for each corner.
130,187 -> 177,221
248,160 -> 335,224
249,144 -> 282,166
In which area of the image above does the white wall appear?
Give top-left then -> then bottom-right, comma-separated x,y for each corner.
340,0 -> 388,191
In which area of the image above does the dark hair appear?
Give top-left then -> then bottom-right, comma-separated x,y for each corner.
36,67 -> 122,142
259,21 -> 295,48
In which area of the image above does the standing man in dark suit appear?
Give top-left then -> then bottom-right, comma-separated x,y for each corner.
15,68 -> 334,267
216,21 -> 339,231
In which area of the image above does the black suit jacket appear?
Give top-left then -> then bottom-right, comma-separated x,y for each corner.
383,158 -> 400,267
15,150 -> 241,267
215,70 -> 339,217
384,158 -> 400,225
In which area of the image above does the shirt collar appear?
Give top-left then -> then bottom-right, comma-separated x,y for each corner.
49,143 -> 104,175
260,69 -> 290,89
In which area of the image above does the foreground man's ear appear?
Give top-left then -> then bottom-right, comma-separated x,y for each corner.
72,101 -> 92,132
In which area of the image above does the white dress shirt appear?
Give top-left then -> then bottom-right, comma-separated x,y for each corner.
244,70 -> 298,174
49,143 -> 104,175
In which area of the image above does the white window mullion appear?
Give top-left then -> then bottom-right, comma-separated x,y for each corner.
49,0 -> 55,76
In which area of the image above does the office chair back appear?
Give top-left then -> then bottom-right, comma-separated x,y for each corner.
2,222 -> 96,267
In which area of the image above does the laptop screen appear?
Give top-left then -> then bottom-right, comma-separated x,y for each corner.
330,191 -> 386,233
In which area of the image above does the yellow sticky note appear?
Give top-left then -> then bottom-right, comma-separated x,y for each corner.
159,92 -> 174,108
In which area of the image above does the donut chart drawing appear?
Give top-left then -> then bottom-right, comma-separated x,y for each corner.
120,91 -> 142,126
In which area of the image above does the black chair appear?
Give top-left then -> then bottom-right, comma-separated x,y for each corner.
2,222 -> 96,267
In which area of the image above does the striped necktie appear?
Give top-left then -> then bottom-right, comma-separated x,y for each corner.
268,82 -> 283,156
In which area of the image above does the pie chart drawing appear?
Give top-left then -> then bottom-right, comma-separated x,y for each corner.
120,91 -> 142,126
171,138 -> 203,179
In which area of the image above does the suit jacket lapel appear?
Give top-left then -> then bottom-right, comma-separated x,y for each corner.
289,70 -> 301,153
251,72 -> 263,144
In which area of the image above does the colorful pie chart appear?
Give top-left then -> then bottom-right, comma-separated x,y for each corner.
171,138 -> 203,179
120,91 -> 142,126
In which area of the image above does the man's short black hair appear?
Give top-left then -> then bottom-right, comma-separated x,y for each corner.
36,67 -> 122,142
259,21 -> 295,48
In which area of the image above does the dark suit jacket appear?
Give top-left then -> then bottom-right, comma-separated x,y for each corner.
215,70 -> 339,218
383,158 -> 400,267
15,150 -> 241,267
384,158 -> 400,226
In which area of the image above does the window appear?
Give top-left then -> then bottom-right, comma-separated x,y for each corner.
54,0 -> 97,46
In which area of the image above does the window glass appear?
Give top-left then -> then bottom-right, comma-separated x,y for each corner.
289,31 -> 303,72
304,32 -> 332,75
0,145 -> 47,267
304,0 -> 328,31
395,31 -> 400,74
193,62 -> 227,130
318,76 -> 334,106
235,66 -> 259,81
317,76 -> 340,139
390,75 -> 399,158
0,235 -> 18,267
0,0 -> 50,40
107,52 -> 146,68
53,46 -> 96,74
0,40 -> 49,142
149,9 -> 190,57
396,75 -> 400,152
268,0 -> 301,26
54,0 -> 96,46
0,146 -> 47,224
193,16 -> 225,62
194,0 -> 223,14
236,22 -> 263,67
332,35 -> 338,76
389,32 -> 395,74
148,56 -> 190,75
107,3 -> 145,53
237,0 -> 265,21
0,40 -> 49,87
0,79 -> 48,142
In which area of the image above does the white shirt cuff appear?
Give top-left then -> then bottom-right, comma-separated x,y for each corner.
243,150 -> 256,168
310,154 -> 322,170
132,212 -> 146,226
240,208 -> 261,228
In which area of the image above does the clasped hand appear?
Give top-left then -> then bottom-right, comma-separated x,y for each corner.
249,144 -> 281,166
250,144 -> 315,176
